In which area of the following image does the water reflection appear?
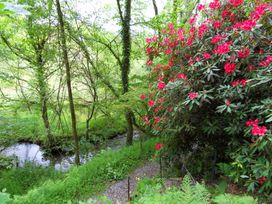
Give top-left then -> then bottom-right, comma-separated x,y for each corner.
1,132 -> 140,171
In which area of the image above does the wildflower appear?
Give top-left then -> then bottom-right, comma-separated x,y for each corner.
224,63 -> 236,74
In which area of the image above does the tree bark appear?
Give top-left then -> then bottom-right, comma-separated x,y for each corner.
55,0 -> 80,165
118,0 -> 134,145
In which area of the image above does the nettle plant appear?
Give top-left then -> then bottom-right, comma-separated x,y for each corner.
141,0 -> 272,195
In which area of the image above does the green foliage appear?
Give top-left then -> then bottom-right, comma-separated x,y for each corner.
0,189 -> 11,204
213,194 -> 257,204
12,139 -> 157,204
0,163 -> 63,196
134,175 -> 210,204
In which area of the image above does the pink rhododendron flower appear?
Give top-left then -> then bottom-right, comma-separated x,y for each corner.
248,65 -> 255,71
146,60 -> 153,66
203,52 -> 211,59
198,24 -> 208,38
168,23 -> 174,30
209,0 -> 221,10
165,48 -> 171,55
212,21 -> 222,29
211,34 -> 223,44
155,143 -> 162,150
238,48 -> 250,58
139,94 -> 146,100
250,4 -> 268,21
246,119 -> 259,127
259,55 -> 272,67
143,116 -> 149,125
177,73 -> 187,80
148,100 -> 155,107
252,125 -> 267,136
146,47 -> 152,53
234,20 -> 256,31
155,117 -> 161,124
258,176 -> 266,186
157,81 -> 166,90
224,63 -> 236,74
225,100 -> 231,106
189,17 -> 197,25
229,0 -> 244,7
222,9 -> 231,18
188,92 -> 198,100
216,43 -> 230,54
198,4 -> 205,11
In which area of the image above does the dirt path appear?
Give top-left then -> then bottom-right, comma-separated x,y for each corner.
91,162 -> 160,204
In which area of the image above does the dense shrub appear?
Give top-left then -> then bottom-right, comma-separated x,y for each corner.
142,0 -> 272,196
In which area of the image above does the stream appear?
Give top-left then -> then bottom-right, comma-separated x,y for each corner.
0,132 -> 140,171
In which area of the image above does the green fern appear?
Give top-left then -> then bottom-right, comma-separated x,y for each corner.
136,174 -> 210,204
213,194 -> 257,204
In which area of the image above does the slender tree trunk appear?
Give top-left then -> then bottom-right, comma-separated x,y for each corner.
36,49 -> 54,147
55,0 -> 80,165
118,0 -> 133,145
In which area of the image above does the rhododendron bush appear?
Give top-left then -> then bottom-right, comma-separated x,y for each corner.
142,0 -> 272,196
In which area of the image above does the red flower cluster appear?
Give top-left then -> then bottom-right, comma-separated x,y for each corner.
140,94 -> 146,100
234,20 -> 256,31
198,24 -> 208,38
259,55 -> 272,67
148,100 -> 155,107
229,0 -> 244,7
238,48 -> 250,58
203,52 -> 211,60
211,34 -> 223,44
224,63 -> 236,74
246,119 -> 268,136
177,73 -> 187,80
188,92 -> 198,100
258,176 -> 266,186
216,43 -> 230,54
231,79 -> 247,87
158,81 -> 166,90
209,0 -> 221,10
155,143 -> 162,151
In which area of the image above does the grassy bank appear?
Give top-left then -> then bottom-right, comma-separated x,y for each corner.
11,139 -> 157,204
0,105 -> 126,146
0,164 -> 63,196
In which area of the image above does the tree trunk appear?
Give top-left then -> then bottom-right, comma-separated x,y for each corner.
119,0 -> 133,145
36,49 -> 54,147
55,0 -> 80,165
